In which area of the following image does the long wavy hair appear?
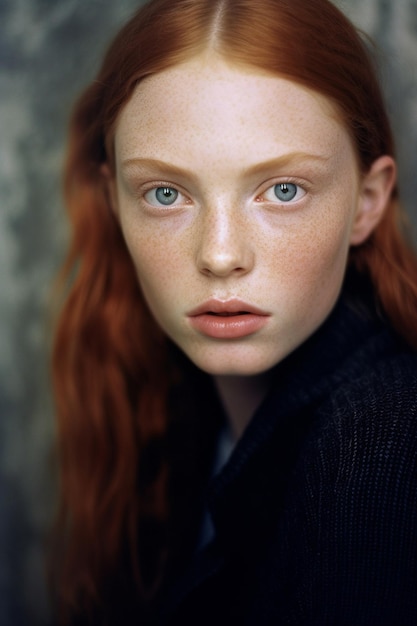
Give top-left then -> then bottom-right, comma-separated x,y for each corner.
52,0 -> 417,620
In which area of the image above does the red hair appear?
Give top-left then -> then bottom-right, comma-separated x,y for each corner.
52,0 -> 417,620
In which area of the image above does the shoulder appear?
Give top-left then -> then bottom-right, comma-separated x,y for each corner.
279,349 -> 417,622
298,346 -> 417,529
321,348 -> 417,445
307,342 -> 417,463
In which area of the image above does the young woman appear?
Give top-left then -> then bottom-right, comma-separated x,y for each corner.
52,0 -> 417,623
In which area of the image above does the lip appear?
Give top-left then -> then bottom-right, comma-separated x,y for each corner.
187,298 -> 270,339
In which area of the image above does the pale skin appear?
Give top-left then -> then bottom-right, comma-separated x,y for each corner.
105,54 -> 396,438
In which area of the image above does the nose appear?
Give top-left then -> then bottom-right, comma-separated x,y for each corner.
196,204 -> 254,278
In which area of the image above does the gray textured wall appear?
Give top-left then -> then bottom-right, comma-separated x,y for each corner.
0,1 -> 416,624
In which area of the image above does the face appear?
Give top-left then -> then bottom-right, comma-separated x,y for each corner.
111,56 -> 367,376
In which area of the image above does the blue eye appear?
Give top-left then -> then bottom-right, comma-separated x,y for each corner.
154,187 -> 179,205
262,182 -> 304,204
144,185 -> 189,210
273,183 -> 298,202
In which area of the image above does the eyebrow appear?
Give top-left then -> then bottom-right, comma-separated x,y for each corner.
120,152 -> 331,179
121,158 -> 198,180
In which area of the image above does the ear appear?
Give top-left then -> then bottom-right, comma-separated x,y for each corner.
100,163 -> 119,217
350,155 -> 396,246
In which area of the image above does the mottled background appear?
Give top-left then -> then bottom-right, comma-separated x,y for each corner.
0,1 -> 416,624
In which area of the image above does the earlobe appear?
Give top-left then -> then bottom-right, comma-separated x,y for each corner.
100,163 -> 119,217
350,155 -> 396,246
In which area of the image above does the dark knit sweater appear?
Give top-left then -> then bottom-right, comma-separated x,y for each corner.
159,288 -> 417,625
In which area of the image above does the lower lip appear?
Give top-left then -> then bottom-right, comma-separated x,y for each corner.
188,314 -> 269,339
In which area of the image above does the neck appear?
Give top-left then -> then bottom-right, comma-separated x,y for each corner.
214,371 -> 273,440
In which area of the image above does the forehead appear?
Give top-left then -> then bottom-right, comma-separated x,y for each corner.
114,55 -> 353,169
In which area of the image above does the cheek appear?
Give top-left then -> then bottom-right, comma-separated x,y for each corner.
128,238 -> 168,286
298,222 -> 349,271
121,224 -> 188,315
269,204 -> 355,299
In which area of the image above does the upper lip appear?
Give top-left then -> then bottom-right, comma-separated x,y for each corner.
188,298 -> 270,317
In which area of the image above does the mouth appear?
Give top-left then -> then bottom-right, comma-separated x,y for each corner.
188,299 -> 269,318
188,299 -> 270,339
206,311 -> 250,317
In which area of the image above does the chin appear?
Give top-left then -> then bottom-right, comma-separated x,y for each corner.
183,346 -> 282,377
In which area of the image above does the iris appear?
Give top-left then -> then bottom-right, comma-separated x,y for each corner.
274,183 -> 297,202
155,187 -> 178,205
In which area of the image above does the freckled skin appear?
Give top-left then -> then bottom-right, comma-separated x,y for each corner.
112,56 -> 367,376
